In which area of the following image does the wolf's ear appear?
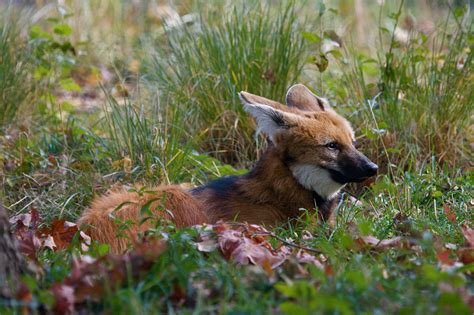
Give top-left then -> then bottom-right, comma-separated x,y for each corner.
239,92 -> 299,142
238,91 -> 285,109
286,84 -> 330,112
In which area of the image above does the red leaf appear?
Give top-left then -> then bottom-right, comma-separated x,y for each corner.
198,222 -> 327,271
15,283 -> 32,303
375,282 -> 385,292
170,283 -> 186,305
443,204 -> 456,223
217,228 -> 287,268
42,220 -> 79,251
457,248 -> 474,265
30,207 -> 40,229
52,284 -> 75,314
51,238 -> 166,310
324,265 -> 334,276
436,250 -> 455,266
17,231 -> 42,261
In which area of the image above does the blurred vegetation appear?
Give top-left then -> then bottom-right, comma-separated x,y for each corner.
0,11 -> 36,127
0,0 -> 472,313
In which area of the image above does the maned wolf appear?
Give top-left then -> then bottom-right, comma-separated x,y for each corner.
78,84 -> 378,252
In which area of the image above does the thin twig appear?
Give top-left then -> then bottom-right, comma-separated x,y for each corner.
217,222 -> 322,254
255,232 -> 322,254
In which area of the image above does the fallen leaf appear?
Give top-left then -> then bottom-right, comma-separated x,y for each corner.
295,250 -> 324,270
445,243 -> 457,250
196,222 -> 327,272
457,248 -> 474,265
51,238 -> 166,311
358,235 -> 403,249
42,220 -> 79,251
196,238 -> 218,252
9,207 -> 39,228
261,259 -> 274,276
325,265 -> 334,277
15,283 -> 32,303
52,284 -> 75,314
9,212 -> 32,226
218,228 -> 286,267
443,204 -> 456,223
302,230 -> 314,240
170,283 -> 186,306
17,231 -> 42,262
43,235 -> 57,250
436,250 -> 455,266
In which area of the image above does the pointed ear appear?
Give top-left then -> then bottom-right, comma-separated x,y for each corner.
285,84 -> 330,112
239,92 -> 299,142
238,91 -> 286,110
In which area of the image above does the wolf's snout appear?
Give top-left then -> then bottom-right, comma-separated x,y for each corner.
364,161 -> 378,177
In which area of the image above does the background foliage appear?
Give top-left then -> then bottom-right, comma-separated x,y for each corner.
0,0 -> 472,313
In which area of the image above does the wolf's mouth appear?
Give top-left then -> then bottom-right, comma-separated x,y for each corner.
325,168 -> 371,184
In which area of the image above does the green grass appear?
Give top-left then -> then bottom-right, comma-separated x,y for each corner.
0,0 -> 473,314
102,90 -> 194,183
329,2 -> 473,172
144,1 -> 308,165
0,12 -> 36,128
4,167 -> 471,313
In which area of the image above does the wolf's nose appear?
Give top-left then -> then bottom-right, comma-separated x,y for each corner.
366,162 -> 378,176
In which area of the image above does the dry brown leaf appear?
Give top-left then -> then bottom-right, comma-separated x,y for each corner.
217,228 -> 286,268
295,250 -> 324,270
51,284 -> 75,314
51,239 -> 166,312
436,250 -> 456,266
196,222 -> 325,272
43,235 -> 57,250
9,212 -> 32,227
358,235 -> 403,249
41,220 -> 79,251
196,238 -> 218,252
12,209 -> 92,260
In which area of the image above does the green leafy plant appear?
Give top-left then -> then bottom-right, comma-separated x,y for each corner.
29,15 -> 78,90
337,3 -> 473,172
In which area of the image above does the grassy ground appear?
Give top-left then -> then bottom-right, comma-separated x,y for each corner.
0,0 -> 473,314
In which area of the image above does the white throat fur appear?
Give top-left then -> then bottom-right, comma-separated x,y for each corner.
290,164 -> 345,200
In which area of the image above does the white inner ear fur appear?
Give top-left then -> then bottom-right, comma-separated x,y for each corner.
290,164 -> 345,200
241,99 -> 297,142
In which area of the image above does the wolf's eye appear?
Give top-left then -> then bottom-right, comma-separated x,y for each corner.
325,142 -> 339,150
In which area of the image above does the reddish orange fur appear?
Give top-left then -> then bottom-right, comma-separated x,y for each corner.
78,186 -> 209,253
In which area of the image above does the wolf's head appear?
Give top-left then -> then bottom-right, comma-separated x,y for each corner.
239,84 -> 377,200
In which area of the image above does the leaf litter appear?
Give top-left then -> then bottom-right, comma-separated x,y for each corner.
6,208 -> 474,313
